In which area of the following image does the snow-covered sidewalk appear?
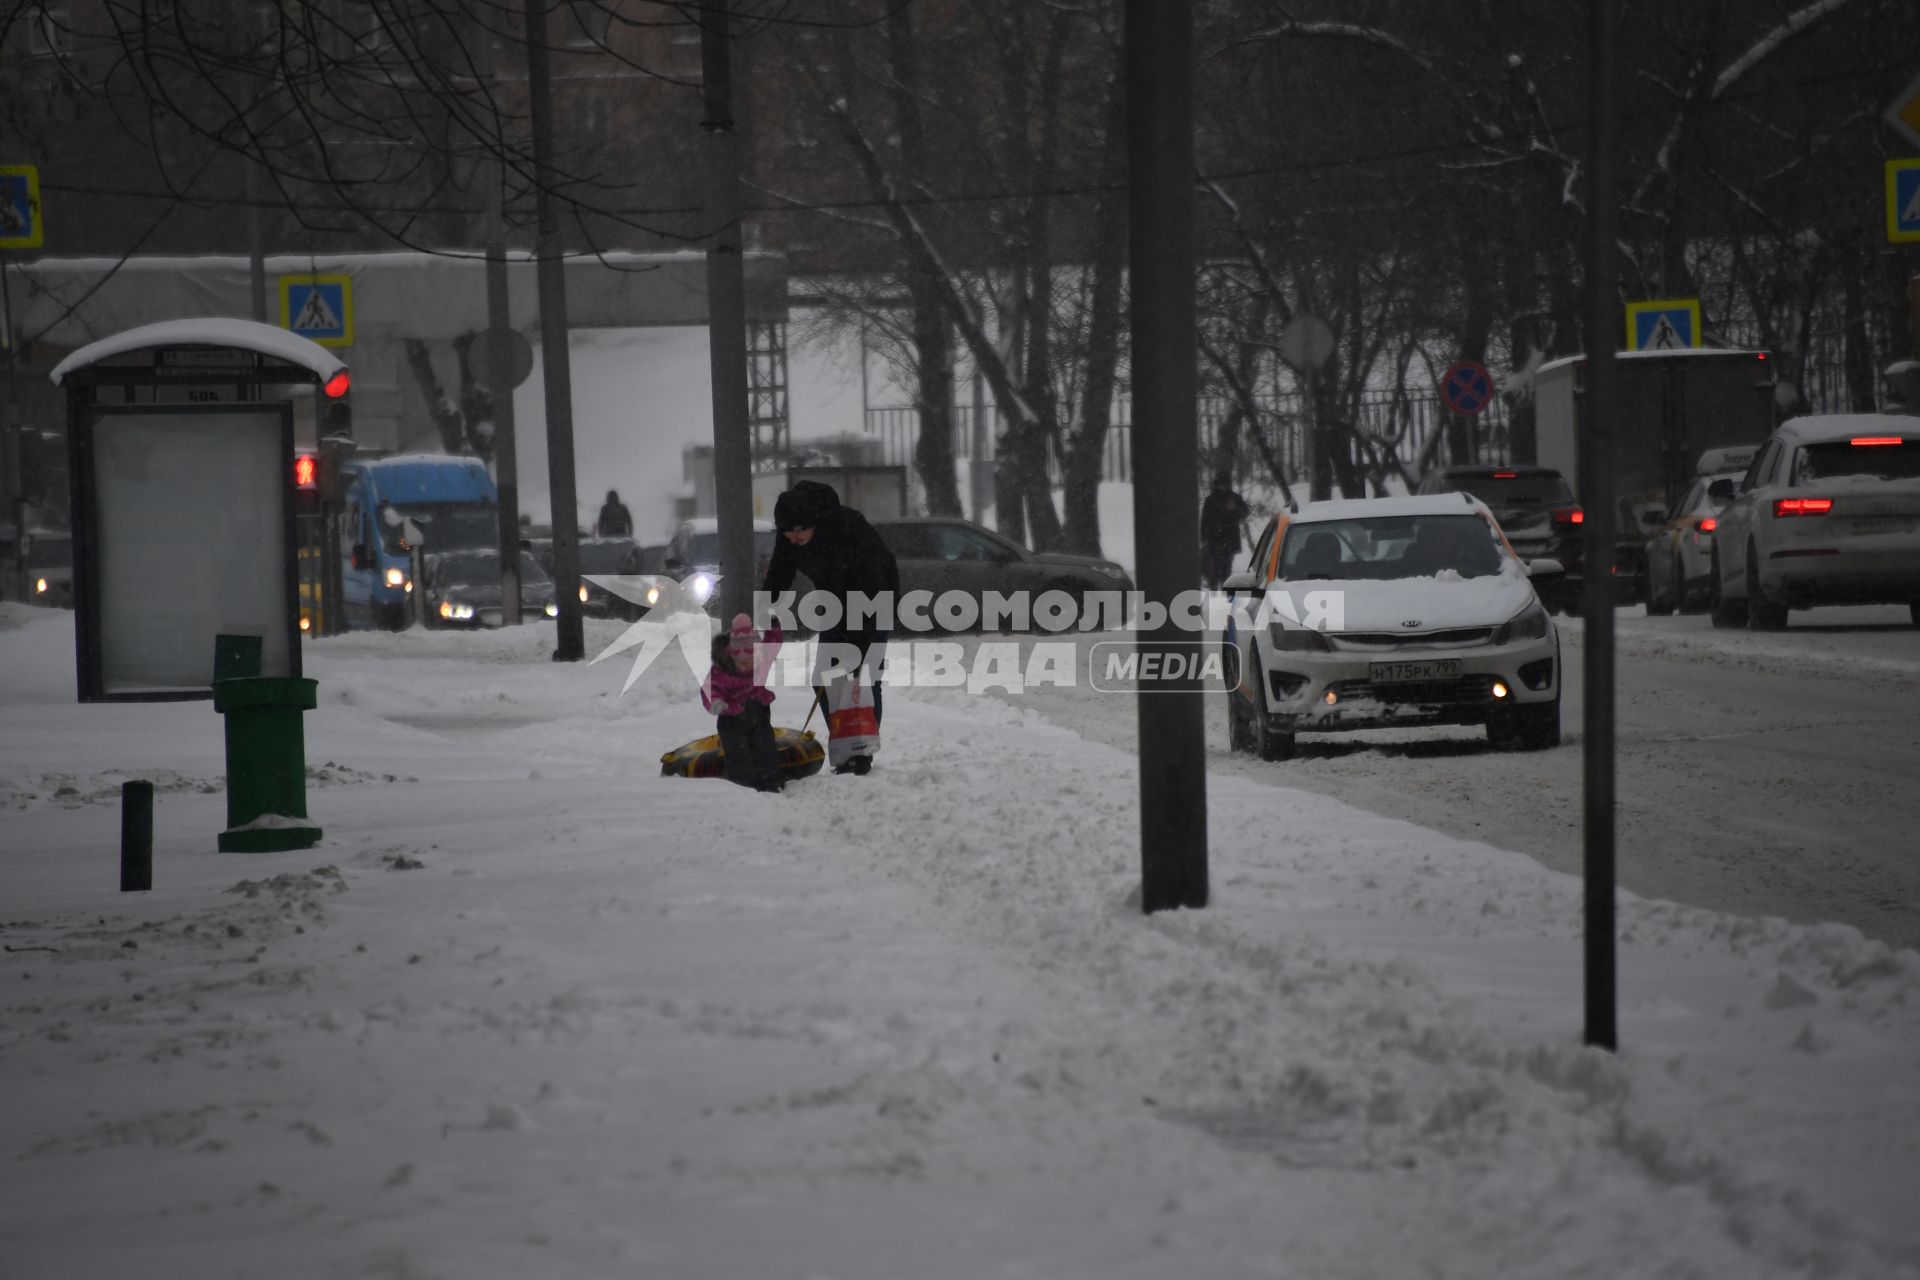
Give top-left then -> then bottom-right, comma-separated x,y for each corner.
2,605 -> 1916,1279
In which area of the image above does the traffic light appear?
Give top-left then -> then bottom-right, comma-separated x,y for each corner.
294,452 -> 320,515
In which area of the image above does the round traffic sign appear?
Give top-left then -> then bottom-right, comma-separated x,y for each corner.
1278,316 -> 1336,370
1441,360 -> 1494,416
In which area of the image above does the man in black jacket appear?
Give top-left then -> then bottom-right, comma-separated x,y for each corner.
596,490 -> 633,538
762,480 -> 899,775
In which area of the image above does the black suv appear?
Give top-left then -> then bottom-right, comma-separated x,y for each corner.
1416,465 -> 1583,611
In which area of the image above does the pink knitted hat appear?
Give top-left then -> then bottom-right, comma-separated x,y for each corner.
727,613 -> 757,661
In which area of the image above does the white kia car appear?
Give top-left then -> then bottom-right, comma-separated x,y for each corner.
1223,495 -> 1562,761
1708,415 -> 1920,629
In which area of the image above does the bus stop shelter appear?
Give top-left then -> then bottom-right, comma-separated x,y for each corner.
51,317 -> 349,703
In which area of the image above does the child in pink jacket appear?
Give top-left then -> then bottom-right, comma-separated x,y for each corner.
702,614 -> 783,792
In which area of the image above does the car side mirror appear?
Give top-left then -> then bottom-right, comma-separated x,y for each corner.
1707,478 -> 1734,501
351,544 -> 369,571
1221,571 -> 1257,594
1526,558 -> 1565,579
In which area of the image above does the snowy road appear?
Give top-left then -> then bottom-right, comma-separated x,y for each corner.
5,604 -> 1919,1278
970,604 -> 1920,950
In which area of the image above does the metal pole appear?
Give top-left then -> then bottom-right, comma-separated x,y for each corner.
1126,0 -> 1207,913
1,258 -> 22,604
120,780 -> 153,892
247,159 -> 268,323
523,0 -> 584,660
480,20 -> 523,626
971,367 -> 989,523
1581,0 -> 1621,1051
700,0 -> 755,625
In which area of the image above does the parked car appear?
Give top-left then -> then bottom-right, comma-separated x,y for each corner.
1223,495 -> 1562,761
1709,415 -> 1920,629
872,517 -> 1133,631
661,518 -> 778,612
1414,465 -> 1585,611
1644,445 -> 1757,615
574,536 -> 647,619
421,548 -> 559,629
24,529 -> 73,608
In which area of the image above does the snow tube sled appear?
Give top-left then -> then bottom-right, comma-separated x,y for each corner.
660,727 -> 827,781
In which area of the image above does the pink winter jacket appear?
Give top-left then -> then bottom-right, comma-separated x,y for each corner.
701,625 -> 781,716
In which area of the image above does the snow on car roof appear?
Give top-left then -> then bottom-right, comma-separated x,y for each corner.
1773,413 -> 1920,444
1536,347 -> 1769,377
1286,493 -> 1492,523
680,517 -> 776,534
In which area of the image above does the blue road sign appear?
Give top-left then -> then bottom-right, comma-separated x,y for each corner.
1625,298 -> 1700,351
0,165 -> 43,249
1887,159 -> 1920,244
1441,360 -> 1494,416
279,274 -> 354,347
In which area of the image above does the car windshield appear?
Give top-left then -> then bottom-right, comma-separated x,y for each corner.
1445,471 -> 1573,506
379,502 -> 498,554
688,531 -> 776,563
27,537 -> 71,569
1280,514 -> 1510,581
432,551 -> 552,588
1794,439 -> 1920,483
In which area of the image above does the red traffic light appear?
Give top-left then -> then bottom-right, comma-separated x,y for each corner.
295,454 -> 318,489
323,370 -> 351,398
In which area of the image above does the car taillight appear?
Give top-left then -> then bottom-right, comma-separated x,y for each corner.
1850,436 -> 1905,447
1552,507 -> 1584,526
1695,517 -> 1717,533
1493,471 -> 1518,479
1773,497 -> 1833,517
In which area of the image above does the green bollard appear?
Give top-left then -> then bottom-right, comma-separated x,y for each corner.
213,676 -> 322,853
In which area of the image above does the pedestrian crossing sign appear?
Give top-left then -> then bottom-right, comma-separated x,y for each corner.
0,164 -> 43,250
1886,159 -> 1920,245
279,274 -> 353,347
1625,298 -> 1701,352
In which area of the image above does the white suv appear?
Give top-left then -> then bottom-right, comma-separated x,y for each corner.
1223,495 -> 1562,761
1708,415 -> 1920,629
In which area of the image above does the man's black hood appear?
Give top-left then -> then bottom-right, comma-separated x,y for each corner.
774,480 -> 842,532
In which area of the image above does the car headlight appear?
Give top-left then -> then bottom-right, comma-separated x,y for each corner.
578,584 -> 589,603
439,601 -> 475,621
1268,622 -> 1331,652
35,577 -> 47,594
1494,601 -> 1550,645
1093,563 -> 1128,580
545,603 -> 559,618
384,567 -> 406,588
690,573 -> 714,603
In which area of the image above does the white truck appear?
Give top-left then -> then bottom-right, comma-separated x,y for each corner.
1532,348 -> 1776,602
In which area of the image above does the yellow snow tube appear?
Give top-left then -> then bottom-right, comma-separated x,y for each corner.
659,726 -> 827,781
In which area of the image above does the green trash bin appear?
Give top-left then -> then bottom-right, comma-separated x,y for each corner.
213,676 -> 322,853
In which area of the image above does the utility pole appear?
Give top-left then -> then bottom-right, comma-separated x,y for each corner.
699,0 -> 755,625
523,0 -> 584,660
1581,0 -> 1621,1052
1126,0 -> 1208,913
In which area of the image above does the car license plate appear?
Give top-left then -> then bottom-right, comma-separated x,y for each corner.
1371,659 -> 1461,683
1849,516 -> 1916,535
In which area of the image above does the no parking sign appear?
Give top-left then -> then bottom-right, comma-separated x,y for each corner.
1441,360 -> 1494,416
